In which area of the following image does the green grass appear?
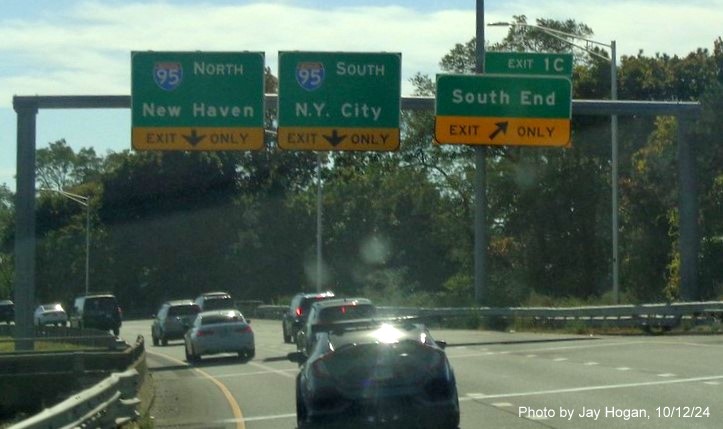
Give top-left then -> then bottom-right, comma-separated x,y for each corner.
0,337 -> 100,352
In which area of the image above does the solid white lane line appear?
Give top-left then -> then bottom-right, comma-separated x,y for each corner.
220,413 -> 297,423
249,361 -> 296,379
460,374 -> 723,401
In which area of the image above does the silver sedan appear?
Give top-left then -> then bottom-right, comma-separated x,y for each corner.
184,309 -> 254,363
34,303 -> 68,326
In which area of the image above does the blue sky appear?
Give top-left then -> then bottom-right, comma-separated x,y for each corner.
2,0 -> 722,189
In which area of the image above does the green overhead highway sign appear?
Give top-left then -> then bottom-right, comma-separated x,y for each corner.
277,51 -> 401,151
435,73 -> 572,147
131,51 -> 265,151
485,52 -> 573,76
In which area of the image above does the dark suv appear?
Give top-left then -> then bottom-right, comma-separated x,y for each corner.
70,294 -> 122,335
151,300 -> 200,346
282,291 -> 335,343
194,291 -> 235,312
0,300 -> 13,324
296,297 -> 376,354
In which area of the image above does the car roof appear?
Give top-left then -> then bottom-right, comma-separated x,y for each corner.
310,297 -> 373,309
296,291 -> 335,299
198,291 -> 231,298
39,302 -> 63,308
324,319 -> 430,349
197,309 -> 243,318
77,293 -> 116,299
164,299 -> 196,306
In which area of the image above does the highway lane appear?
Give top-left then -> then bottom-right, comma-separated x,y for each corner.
121,319 -> 723,428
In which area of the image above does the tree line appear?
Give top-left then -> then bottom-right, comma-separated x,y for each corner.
1,17 -> 721,315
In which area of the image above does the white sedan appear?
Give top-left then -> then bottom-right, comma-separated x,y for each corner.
184,309 -> 254,363
34,303 -> 68,326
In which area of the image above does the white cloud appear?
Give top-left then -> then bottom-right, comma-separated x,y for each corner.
0,2 -> 478,104
1,0 -> 721,107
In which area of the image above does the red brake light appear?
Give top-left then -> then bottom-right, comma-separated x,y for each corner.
197,329 -> 215,337
236,325 -> 252,334
295,307 -> 303,317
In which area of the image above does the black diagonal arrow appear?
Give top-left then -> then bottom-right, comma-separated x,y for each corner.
323,129 -> 347,147
183,129 -> 206,147
489,121 -> 509,140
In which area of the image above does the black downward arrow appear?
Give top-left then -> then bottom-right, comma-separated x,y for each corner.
489,121 -> 509,140
323,129 -> 347,147
183,129 -> 206,146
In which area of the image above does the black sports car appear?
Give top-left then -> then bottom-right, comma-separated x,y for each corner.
290,318 -> 459,429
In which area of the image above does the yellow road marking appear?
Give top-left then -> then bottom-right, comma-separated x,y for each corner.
148,350 -> 245,429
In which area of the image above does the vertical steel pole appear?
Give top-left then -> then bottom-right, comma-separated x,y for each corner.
610,41 -> 620,304
85,202 -> 90,295
13,99 -> 38,350
316,153 -> 323,292
474,0 -> 487,305
677,117 -> 698,300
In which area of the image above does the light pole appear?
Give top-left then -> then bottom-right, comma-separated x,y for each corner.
488,21 -> 620,303
41,189 -> 91,296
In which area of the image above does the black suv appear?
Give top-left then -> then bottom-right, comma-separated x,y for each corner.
194,291 -> 235,312
0,300 -> 13,324
282,291 -> 335,343
296,297 -> 376,354
70,294 -> 122,335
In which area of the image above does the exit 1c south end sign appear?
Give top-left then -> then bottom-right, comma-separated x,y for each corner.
131,51 -> 266,151
435,73 -> 572,147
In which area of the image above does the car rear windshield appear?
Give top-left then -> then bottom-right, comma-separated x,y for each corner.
319,304 -> 376,322
203,297 -> 234,310
85,297 -> 117,311
300,296 -> 330,312
168,305 -> 199,316
323,341 -> 443,385
201,313 -> 244,325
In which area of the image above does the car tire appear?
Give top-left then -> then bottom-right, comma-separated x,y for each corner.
185,343 -> 199,363
283,324 -> 292,343
161,336 -> 168,346
112,327 -> 120,336
152,335 -> 159,346
296,378 -> 309,429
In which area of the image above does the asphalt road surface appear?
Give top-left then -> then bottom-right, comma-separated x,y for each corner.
121,319 -> 723,429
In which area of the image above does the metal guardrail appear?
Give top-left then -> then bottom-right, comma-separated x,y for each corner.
9,368 -> 140,429
0,325 -> 119,351
255,301 -> 723,329
5,336 -> 145,429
